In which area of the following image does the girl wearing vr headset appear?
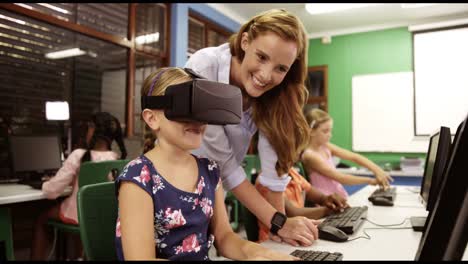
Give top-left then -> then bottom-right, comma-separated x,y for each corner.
115,67 -> 297,260
185,9 -> 347,246
31,112 -> 126,260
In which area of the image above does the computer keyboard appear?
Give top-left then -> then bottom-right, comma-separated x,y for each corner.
318,206 -> 368,234
290,249 -> 343,261
368,187 -> 397,201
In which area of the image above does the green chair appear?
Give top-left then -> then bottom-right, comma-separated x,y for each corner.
77,182 -> 118,260
293,161 -> 308,181
47,159 -> 129,260
239,155 -> 261,241
225,155 -> 259,232
0,208 -> 14,260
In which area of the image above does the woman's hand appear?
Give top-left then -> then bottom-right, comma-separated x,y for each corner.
276,217 -> 320,246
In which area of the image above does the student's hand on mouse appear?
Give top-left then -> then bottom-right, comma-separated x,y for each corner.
249,249 -> 300,261
277,217 -> 319,247
321,193 -> 349,212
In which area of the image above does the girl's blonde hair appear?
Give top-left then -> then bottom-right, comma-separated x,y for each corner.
141,67 -> 192,154
305,108 -> 331,130
229,9 -> 310,175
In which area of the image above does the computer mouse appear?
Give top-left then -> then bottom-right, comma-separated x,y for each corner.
318,225 -> 349,242
371,196 -> 394,206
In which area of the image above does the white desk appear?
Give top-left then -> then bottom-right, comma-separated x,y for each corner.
0,184 -> 72,260
336,168 -> 423,177
262,185 -> 458,260
0,184 -> 72,205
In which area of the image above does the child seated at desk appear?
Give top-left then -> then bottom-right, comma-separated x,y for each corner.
301,109 -> 393,198
255,167 -> 348,243
115,67 -> 298,260
30,112 -> 127,260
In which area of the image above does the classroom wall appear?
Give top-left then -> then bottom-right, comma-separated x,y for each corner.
308,27 -> 425,167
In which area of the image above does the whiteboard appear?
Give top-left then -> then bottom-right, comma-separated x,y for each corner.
414,27 -> 468,135
352,72 -> 429,153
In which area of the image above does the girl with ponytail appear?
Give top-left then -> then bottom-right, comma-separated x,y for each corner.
31,112 -> 126,260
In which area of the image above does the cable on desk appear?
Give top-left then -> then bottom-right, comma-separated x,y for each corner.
347,225 -> 414,242
403,187 -> 421,194
345,218 -> 409,242
393,205 -> 425,208
362,217 -> 409,227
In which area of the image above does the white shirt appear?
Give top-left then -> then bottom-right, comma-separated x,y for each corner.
185,43 -> 291,192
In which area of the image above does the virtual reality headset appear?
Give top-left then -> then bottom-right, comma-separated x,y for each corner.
141,68 -> 242,125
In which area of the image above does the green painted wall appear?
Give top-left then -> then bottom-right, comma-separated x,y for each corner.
308,27 -> 425,168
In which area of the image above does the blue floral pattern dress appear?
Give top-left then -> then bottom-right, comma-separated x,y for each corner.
114,154 -> 221,261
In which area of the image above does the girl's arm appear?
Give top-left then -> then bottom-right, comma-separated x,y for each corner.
284,198 -> 330,219
42,149 -> 82,199
118,182 -> 164,260
328,143 -> 393,188
302,149 -> 376,186
211,184 -> 298,261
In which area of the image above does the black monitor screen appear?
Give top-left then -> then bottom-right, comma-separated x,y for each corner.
9,135 -> 62,174
415,116 -> 468,260
419,127 -> 451,212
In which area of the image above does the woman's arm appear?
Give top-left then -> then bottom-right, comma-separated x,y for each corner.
328,143 -> 393,188
302,149 -> 375,186
232,179 -> 318,246
118,182 -> 163,260
211,185 -> 298,261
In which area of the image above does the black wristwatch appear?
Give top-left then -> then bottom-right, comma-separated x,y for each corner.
270,212 -> 287,235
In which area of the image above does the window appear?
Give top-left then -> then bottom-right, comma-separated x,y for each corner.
187,13 -> 232,57
0,3 -> 168,177
304,65 -> 328,115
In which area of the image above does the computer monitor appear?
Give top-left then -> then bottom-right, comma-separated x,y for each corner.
9,135 -> 62,177
419,126 -> 452,212
410,126 -> 451,231
415,115 -> 468,260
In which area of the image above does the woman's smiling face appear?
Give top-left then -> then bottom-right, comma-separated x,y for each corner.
238,31 -> 298,98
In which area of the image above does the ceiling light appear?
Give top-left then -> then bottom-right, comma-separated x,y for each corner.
135,32 -> 160,45
45,48 -> 86,59
305,4 -> 380,15
401,4 -> 438,9
45,101 -> 69,121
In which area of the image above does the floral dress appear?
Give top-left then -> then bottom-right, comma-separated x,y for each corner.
114,155 -> 221,261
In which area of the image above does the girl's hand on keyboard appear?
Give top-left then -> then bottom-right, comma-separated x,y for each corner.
322,193 -> 349,212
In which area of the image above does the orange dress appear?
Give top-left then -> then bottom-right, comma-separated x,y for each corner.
255,168 -> 313,243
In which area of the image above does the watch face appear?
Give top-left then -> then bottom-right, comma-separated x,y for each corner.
272,212 -> 287,226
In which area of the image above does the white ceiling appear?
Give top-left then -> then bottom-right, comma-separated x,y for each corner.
207,3 -> 468,38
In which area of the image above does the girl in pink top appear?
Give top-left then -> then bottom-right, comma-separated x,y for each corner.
31,112 -> 127,260
301,109 -> 393,198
